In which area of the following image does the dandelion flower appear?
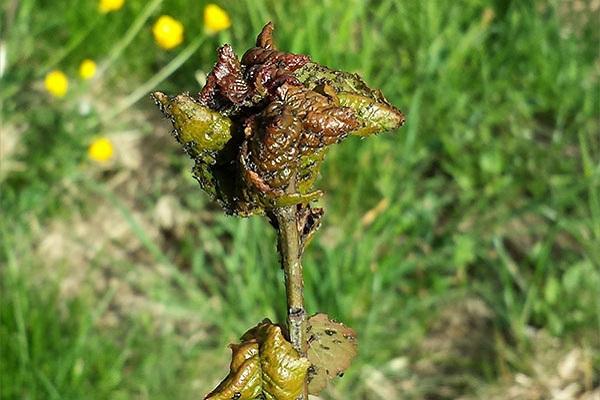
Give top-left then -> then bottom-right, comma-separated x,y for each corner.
99,0 -> 124,13
44,70 -> 68,98
152,16 -> 184,50
203,4 -> 231,35
79,59 -> 97,80
88,137 -> 114,163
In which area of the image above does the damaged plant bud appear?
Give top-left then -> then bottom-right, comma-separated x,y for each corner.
152,22 -> 404,400
152,21 -> 404,216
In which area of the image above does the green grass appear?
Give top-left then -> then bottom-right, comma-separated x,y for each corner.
1,0 -> 599,399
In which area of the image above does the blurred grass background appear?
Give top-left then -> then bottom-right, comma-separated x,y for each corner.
1,0 -> 599,399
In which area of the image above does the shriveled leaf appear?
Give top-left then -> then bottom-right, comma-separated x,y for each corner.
306,313 -> 358,394
244,322 -> 311,400
296,203 -> 324,253
152,91 -> 263,216
206,320 -> 310,400
204,342 -> 262,400
153,23 -> 404,216
337,92 -> 406,137
293,62 -> 405,137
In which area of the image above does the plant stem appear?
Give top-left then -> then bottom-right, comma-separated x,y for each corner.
274,203 -> 308,400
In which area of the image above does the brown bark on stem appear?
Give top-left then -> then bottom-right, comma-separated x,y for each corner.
273,203 -> 308,400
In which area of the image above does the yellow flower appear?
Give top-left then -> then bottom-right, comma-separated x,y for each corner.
99,0 -> 124,13
44,70 -> 68,98
88,137 -> 114,163
203,4 -> 231,35
79,59 -> 97,80
152,16 -> 184,50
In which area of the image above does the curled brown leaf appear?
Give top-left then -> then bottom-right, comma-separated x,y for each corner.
154,22 -> 404,216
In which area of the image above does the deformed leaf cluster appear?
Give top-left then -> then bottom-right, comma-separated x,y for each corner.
206,316 -> 357,399
153,22 -> 404,216
204,321 -> 310,400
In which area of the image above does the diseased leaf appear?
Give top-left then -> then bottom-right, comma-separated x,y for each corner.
152,92 -> 232,154
244,322 -> 311,400
152,22 -> 404,216
306,313 -> 358,394
204,342 -> 262,400
206,320 -> 311,400
338,92 -> 406,137
292,62 -> 405,137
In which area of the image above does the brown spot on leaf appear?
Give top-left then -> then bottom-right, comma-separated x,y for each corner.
306,313 -> 358,395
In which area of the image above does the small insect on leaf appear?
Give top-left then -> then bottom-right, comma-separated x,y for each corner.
306,313 -> 358,394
